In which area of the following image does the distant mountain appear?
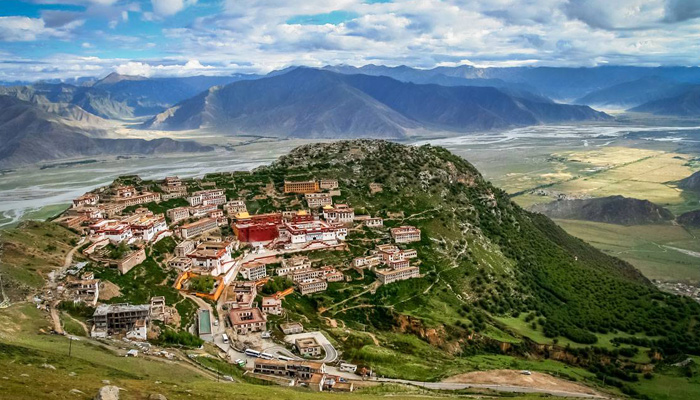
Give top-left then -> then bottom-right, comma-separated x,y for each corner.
92,73 -> 262,117
678,210 -> 700,228
323,64 -> 551,103
0,83 -> 133,120
0,95 -> 212,168
575,77 -> 691,108
530,196 -> 674,225
145,68 -> 609,138
629,86 -> 700,116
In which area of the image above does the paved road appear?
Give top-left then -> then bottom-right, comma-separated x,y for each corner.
373,378 -> 605,398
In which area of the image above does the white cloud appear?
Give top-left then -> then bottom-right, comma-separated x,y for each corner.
114,59 -> 216,77
151,0 -> 198,17
0,16 -> 82,41
0,17 -> 46,41
3,0 -> 700,81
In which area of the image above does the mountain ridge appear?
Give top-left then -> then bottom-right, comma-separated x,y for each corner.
145,68 -> 610,137
0,95 -> 213,168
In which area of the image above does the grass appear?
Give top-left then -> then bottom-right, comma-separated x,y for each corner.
0,304 -> 558,400
0,221 -> 79,300
554,219 -> 700,283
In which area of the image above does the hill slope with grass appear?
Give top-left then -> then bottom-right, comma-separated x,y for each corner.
529,196 -> 674,225
258,141 -> 699,355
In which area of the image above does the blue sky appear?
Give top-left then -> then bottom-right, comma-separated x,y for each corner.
0,0 -> 699,81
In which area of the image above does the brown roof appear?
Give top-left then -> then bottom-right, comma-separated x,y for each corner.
228,307 -> 266,325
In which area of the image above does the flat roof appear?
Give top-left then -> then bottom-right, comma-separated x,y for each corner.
93,303 -> 150,316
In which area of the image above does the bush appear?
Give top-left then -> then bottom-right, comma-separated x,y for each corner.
154,329 -> 203,348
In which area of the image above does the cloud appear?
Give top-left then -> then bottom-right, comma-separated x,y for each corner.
2,0 -> 700,81
0,16 -> 83,41
0,17 -> 46,41
664,0 -> 700,22
114,59 -> 215,77
151,0 -> 198,17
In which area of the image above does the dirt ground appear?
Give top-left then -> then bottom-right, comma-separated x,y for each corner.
442,369 -> 601,396
98,281 -> 121,300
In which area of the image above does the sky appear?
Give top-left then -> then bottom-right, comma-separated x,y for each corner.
0,0 -> 699,82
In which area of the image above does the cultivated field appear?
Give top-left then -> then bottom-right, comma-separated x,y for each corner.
555,219 -> 700,283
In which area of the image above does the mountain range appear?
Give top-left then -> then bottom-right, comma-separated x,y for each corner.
144,68 -> 609,138
0,95 -> 212,168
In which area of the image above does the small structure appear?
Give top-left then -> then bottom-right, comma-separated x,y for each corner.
187,189 -> 226,207
150,296 -> 166,321
277,256 -> 312,276
284,180 -> 320,194
187,241 -> 234,276
305,192 -> 333,208
319,179 -> 338,190
280,321 -> 304,334
178,217 -> 219,240
167,207 -> 190,224
391,225 -> 421,243
322,204 -> 354,224
117,248 -> 146,274
225,200 -> 247,215
92,303 -> 150,338
366,217 -> 383,228
295,337 -> 323,357
72,193 -> 99,208
375,266 -> 420,284
174,240 -> 196,257
261,296 -> 282,316
297,278 -> 327,295
229,307 -> 267,335
254,359 -> 326,379
240,262 -> 267,281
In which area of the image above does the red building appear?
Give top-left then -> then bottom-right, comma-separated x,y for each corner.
233,212 -> 282,242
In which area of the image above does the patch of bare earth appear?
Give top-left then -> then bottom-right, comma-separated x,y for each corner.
98,281 -> 121,300
442,369 -> 601,397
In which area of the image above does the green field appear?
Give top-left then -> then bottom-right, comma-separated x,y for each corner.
0,304 -> 562,400
554,219 -> 700,283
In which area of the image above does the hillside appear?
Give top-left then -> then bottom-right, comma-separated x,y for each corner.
679,170 -> 700,192
3,140 -> 700,399
575,76 -> 690,108
145,68 -> 609,137
0,95 -> 213,168
0,83 -> 133,120
257,141 -> 699,356
529,196 -> 674,225
93,73 -> 261,116
678,210 -> 700,228
630,86 -> 700,116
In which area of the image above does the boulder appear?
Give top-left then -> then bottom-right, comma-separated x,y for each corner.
94,385 -> 120,400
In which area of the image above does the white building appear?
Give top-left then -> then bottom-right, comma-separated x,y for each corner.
322,204 -> 354,224
240,262 -> 267,281
187,241 -> 234,276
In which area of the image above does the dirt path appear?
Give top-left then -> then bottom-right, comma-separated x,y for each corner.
441,369 -> 605,398
64,312 -> 89,335
324,281 -> 381,312
49,301 -> 63,334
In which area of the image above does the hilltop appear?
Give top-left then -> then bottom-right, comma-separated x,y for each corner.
2,140 -> 699,399
529,196 -> 674,226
